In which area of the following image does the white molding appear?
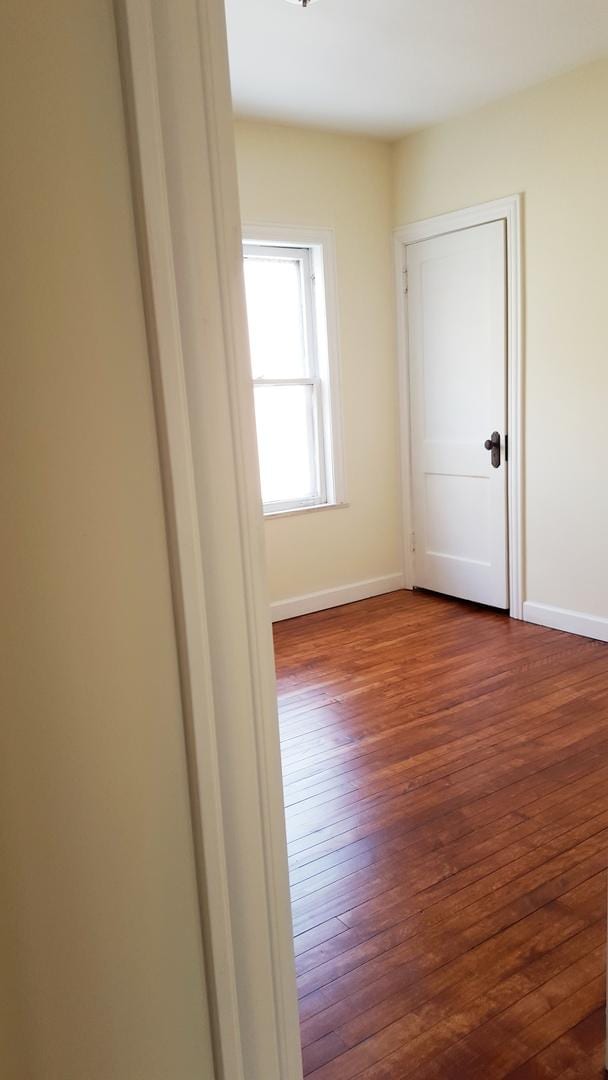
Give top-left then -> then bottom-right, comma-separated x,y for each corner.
265,500 -> 349,521
393,234 -> 415,592
271,574 -> 405,622
242,220 -> 334,245
114,3 -> 302,1079
393,194 -> 524,618
113,5 -> 243,1078
395,195 -> 521,247
524,602 -> 608,643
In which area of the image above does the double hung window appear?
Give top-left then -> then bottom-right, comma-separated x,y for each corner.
243,235 -> 342,515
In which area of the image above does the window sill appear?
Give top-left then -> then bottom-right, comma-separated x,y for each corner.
264,501 -> 349,521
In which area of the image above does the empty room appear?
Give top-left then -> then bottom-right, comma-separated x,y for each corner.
225,0 -> 608,1076
3,3 -> 608,1080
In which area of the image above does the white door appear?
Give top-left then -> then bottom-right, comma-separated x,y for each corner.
407,220 -> 508,609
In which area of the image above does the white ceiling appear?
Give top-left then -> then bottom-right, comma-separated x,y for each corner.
225,0 -> 608,138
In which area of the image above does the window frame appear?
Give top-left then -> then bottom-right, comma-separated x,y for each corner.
243,242 -> 326,513
242,225 -> 346,518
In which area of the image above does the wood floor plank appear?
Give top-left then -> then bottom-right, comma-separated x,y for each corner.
297,852 -> 607,1041
311,928 -> 604,1080
302,912 -> 601,1079
273,591 -> 608,1079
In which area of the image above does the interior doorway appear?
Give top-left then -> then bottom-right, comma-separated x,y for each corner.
394,197 -> 523,619
406,221 -> 508,608
116,2 -> 608,1078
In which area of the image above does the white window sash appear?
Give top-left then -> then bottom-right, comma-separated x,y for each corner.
253,376 -> 326,512
244,236 -> 342,515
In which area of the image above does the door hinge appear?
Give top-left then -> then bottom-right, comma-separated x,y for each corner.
402,267 -> 408,295
410,531 -> 416,552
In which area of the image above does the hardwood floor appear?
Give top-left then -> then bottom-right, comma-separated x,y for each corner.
273,590 -> 608,1079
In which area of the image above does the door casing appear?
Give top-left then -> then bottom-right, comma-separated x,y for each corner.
114,2 -> 303,1078
393,196 -> 524,618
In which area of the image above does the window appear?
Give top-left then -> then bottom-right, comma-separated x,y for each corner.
243,232 -> 343,515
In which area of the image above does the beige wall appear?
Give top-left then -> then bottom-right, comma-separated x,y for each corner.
235,120 -> 402,605
394,58 -> 608,619
0,3 -> 215,1078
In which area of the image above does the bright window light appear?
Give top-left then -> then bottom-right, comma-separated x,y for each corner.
243,239 -> 341,515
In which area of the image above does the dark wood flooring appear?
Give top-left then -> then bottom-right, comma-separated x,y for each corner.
273,590 -> 608,1079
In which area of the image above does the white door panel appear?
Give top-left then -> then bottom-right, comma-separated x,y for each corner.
407,220 -> 508,609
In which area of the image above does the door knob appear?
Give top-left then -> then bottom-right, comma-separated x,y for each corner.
484,431 -> 501,468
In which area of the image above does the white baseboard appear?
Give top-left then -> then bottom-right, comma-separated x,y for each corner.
523,601 -> 608,643
270,574 -> 405,623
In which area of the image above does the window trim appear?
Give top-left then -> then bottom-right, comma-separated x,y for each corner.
242,224 -> 346,517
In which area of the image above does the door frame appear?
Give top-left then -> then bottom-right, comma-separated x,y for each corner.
114,2 -> 303,1079
393,195 -> 524,618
